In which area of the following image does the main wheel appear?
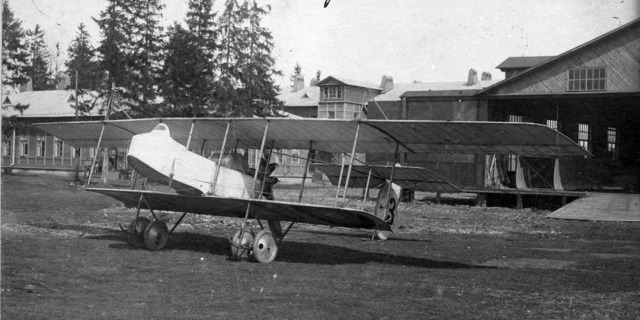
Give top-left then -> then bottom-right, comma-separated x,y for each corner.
127,217 -> 151,247
143,220 -> 169,251
253,230 -> 278,263
230,229 -> 254,260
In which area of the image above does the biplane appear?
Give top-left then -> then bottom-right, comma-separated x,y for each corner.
34,118 -> 590,263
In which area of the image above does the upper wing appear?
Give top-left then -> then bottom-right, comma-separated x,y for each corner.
88,188 -> 392,232
316,164 -> 463,193
34,118 -> 590,157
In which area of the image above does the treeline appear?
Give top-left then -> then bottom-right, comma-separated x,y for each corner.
1,0 -> 283,118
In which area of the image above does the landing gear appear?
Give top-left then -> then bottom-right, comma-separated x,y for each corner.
127,217 -> 150,247
229,228 -> 279,263
230,229 -> 255,260
144,220 -> 169,251
252,230 -> 278,263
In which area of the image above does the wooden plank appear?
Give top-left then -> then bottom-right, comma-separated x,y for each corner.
547,192 -> 640,222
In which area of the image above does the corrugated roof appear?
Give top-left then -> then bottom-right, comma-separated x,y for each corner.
276,86 -> 320,107
496,56 -> 555,70
1,90 -> 100,118
316,76 -> 382,90
34,118 -> 591,158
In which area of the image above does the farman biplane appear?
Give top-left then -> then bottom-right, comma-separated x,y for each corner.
35,118 -> 589,263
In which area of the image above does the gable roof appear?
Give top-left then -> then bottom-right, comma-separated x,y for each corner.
1,90 -> 102,118
374,80 -> 500,101
479,18 -> 640,95
316,76 -> 382,91
276,86 -> 320,107
496,56 -> 555,70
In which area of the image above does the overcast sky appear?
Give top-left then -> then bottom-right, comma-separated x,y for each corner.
9,0 -> 640,87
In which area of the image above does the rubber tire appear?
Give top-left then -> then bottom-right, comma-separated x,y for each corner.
143,220 -> 169,251
127,217 -> 151,247
252,230 -> 278,263
230,229 -> 254,260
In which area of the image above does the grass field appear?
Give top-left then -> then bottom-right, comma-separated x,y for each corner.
2,174 -> 639,319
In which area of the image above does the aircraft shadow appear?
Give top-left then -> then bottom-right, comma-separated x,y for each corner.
26,222 -> 483,268
121,230 -> 482,269
302,229 -> 435,243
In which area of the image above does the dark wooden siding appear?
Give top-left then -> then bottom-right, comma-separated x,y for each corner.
491,23 -> 640,95
406,99 -> 480,121
344,86 -> 380,105
366,100 -> 402,119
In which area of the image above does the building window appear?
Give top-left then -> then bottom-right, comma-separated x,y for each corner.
567,67 -> 606,92
546,120 -> 558,130
2,136 -> 10,156
508,114 -> 522,123
54,138 -> 63,157
291,149 -> 300,166
578,123 -> 589,151
70,146 -> 77,158
20,135 -> 28,156
36,136 -> 45,157
607,127 -> 618,162
507,115 -> 522,171
322,86 -> 342,100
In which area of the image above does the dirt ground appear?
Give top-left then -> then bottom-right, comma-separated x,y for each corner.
2,174 -> 639,319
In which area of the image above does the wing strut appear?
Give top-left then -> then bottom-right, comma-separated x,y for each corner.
297,141 -> 314,203
240,121 -> 270,241
342,122 -> 361,200
185,120 -> 195,150
334,154 -> 346,206
85,122 -> 106,187
375,143 -> 399,217
209,121 -> 231,195
360,167 -> 373,209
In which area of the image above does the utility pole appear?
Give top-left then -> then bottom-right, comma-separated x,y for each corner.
74,70 -> 81,182
101,82 -> 114,184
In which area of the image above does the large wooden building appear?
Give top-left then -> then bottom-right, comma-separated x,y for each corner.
1,90 -> 103,174
367,18 -> 640,192
278,19 -> 639,193
480,18 -> 640,191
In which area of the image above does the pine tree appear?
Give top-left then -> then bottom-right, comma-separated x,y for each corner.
216,0 -> 246,116
290,62 -> 303,88
216,0 -> 282,116
2,0 -> 30,93
125,0 -> 165,117
25,25 -> 53,91
65,23 -> 100,91
95,0 -> 165,118
240,1 -> 283,116
94,0 -> 130,117
160,0 -> 218,117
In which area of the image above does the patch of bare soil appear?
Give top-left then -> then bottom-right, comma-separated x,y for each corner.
2,174 -> 640,319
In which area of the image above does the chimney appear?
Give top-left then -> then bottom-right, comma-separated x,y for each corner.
380,75 -> 394,94
20,79 -> 33,92
56,73 -> 71,90
466,68 -> 478,86
292,75 -> 305,92
481,71 -> 492,81
310,78 -> 319,87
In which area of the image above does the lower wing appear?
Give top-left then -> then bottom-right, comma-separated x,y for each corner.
88,188 -> 391,232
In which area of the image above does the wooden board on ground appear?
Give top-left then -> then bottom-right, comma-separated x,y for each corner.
547,192 -> 640,222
